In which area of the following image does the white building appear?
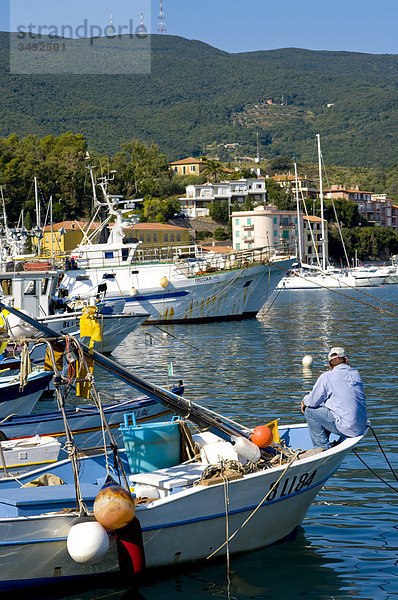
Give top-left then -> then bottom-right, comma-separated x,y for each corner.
231,206 -> 328,263
231,205 -> 302,253
179,179 -> 267,218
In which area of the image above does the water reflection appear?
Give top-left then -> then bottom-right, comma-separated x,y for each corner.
54,286 -> 398,600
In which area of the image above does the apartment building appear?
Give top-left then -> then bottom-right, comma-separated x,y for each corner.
180,179 -> 267,218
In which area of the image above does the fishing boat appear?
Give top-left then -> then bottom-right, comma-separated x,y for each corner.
0,303 -> 368,591
0,269 -> 149,356
58,174 -> 295,324
0,369 -> 53,418
0,417 -> 366,589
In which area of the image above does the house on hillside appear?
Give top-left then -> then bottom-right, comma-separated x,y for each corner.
169,157 -> 206,176
324,186 -> 396,230
180,179 -> 267,218
273,174 -> 318,199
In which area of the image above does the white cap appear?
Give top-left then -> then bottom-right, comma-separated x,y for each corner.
328,347 -> 346,361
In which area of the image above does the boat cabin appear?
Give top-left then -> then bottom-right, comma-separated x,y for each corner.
0,271 -> 59,316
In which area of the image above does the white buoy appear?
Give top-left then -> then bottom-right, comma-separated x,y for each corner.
67,521 -> 109,564
4,310 -> 36,339
302,355 -> 313,368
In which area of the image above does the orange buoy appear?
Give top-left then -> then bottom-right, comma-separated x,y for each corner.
250,425 -> 273,448
94,479 -> 135,530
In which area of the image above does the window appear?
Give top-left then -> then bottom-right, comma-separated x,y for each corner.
274,230 -> 277,236
190,165 -> 196,172
248,242 -> 253,249
146,233 -> 151,242
236,231 -> 240,238
121,248 -> 129,261
273,217 -> 277,224
105,251 -> 114,259
182,167 -> 186,175
247,218 -> 251,225
236,243 -> 240,250
283,230 -> 289,239
164,233 -> 168,242
24,281 -> 36,295
235,219 -> 239,225
153,233 -> 157,242
170,234 -> 175,242
177,233 -> 181,242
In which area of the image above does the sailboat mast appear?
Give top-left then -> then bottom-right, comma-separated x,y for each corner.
294,162 -> 303,262
34,177 -> 41,255
316,134 -> 326,271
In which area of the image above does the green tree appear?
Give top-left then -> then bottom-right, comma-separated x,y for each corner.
200,157 -> 227,182
209,199 -> 229,221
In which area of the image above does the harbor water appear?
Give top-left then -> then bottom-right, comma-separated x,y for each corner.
50,285 -> 398,599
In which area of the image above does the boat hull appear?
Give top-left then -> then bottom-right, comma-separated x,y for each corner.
0,425 -> 363,589
61,256 -> 295,324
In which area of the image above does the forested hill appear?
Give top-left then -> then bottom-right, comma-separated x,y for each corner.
0,32 -> 397,166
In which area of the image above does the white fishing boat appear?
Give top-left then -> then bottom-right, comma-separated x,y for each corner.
0,270 -> 149,355
58,175 -> 295,323
0,305 -> 367,591
0,421 -> 366,590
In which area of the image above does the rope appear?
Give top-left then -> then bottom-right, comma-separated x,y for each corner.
352,450 -> 398,493
221,463 -> 232,600
149,324 -> 200,352
206,453 -> 299,560
369,425 -> 398,482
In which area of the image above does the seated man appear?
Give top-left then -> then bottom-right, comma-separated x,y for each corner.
301,347 -> 368,450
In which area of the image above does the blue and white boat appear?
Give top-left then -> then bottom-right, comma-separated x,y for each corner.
0,421 -> 366,590
0,369 -> 53,418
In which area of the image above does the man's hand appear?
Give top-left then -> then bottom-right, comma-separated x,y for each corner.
301,400 -> 306,415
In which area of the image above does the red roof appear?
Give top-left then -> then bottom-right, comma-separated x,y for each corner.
169,157 -> 204,166
43,220 -> 100,232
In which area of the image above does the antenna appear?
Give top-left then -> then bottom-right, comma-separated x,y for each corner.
137,11 -> 147,36
158,0 -> 167,34
109,13 -> 115,34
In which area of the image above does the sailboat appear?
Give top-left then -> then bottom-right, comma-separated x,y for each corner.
278,136 -> 388,290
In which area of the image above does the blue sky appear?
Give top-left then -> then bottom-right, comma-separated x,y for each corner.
4,0 -> 398,54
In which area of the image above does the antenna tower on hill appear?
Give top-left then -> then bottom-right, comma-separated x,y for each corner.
158,0 -> 167,34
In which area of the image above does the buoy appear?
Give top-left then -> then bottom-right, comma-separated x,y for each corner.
115,516 -> 146,575
130,287 -> 138,296
160,276 -> 169,288
4,309 -> 36,339
302,355 -> 313,367
250,425 -> 273,448
67,520 -> 109,564
231,436 -> 261,463
94,478 -> 135,530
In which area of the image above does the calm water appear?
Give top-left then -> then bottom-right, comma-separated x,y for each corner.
59,286 -> 398,600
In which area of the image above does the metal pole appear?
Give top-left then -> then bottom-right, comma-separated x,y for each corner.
317,134 -> 326,271
0,302 -> 249,441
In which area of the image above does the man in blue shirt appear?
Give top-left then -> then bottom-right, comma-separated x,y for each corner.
301,347 -> 368,450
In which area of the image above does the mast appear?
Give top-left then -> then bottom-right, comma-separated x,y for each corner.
34,177 -> 41,255
294,162 -> 303,263
316,134 -> 326,271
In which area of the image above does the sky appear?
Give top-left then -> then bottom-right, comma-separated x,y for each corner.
3,0 -> 398,55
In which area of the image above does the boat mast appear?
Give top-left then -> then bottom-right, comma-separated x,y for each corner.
316,134 -> 326,271
294,162 -> 303,262
34,177 -> 41,255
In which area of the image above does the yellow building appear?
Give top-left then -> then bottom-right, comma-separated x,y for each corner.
169,157 -> 206,176
123,223 -> 191,246
40,221 -> 100,256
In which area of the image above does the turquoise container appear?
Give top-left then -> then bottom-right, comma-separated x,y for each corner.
119,414 -> 181,474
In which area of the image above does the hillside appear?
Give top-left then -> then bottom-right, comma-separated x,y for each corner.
0,33 -> 397,166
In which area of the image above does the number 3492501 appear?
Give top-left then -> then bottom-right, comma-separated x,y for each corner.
18,42 -> 66,52
267,469 -> 318,502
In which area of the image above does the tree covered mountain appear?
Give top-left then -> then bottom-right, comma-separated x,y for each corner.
0,32 -> 397,166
